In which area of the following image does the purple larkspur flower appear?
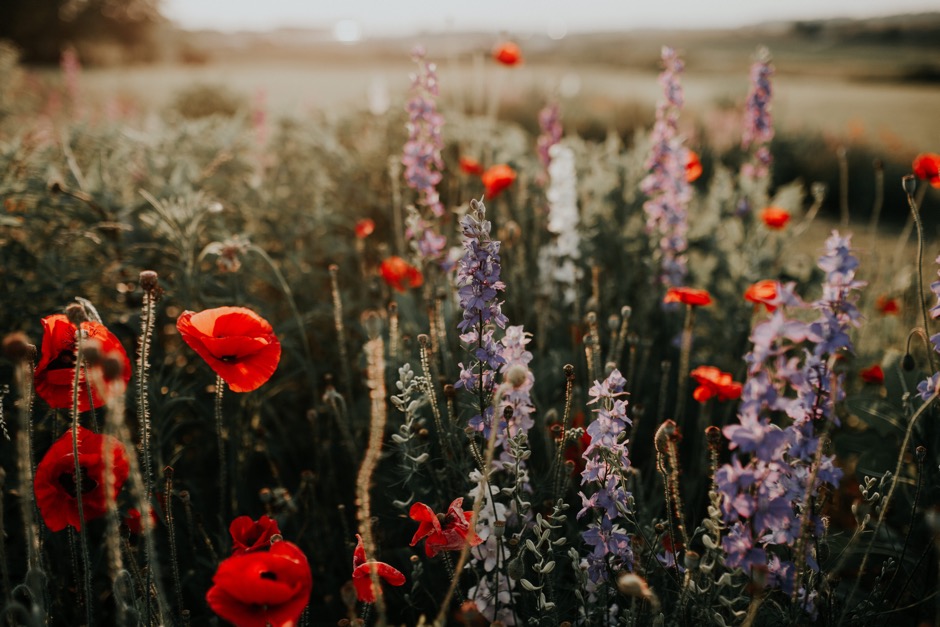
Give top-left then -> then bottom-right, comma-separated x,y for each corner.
741,47 -> 774,180
578,369 -> 634,583
640,46 -> 691,287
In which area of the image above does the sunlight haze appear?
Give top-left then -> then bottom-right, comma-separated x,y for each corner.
164,0 -> 939,35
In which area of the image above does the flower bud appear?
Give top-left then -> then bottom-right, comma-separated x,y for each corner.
2,332 -> 31,362
139,270 -> 159,292
902,174 -> 917,196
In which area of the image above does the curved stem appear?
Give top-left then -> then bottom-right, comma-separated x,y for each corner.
905,188 -> 936,373
839,389 -> 940,625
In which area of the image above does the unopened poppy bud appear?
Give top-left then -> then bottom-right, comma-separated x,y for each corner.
2,332 -> 30,362
417,334 -> 429,347
902,353 -> 916,371
608,315 -> 619,332
563,364 -> 575,380
705,426 -> 722,449
102,351 -> 125,381
684,550 -> 701,570
82,339 -> 102,365
139,270 -> 159,292
505,364 -> 528,388
418,428 -> 429,438
65,303 -> 87,326
902,174 -> 917,196
443,384 -> 456,400
616,572 -> 651,598
917,445 -> 927,462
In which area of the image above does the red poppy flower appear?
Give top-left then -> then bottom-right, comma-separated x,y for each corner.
875,295 -> 900,316
685,150 -> 703,183
409,498 -> 482,558
176,307 -> 281,393
663,287 -> 712,307
744,280 -> 778,312
230,515 -> 281,554
690,366 -> 742,403
493,42 -> 522,66
379,256 -> 424,292
913,153 -> 940,188
760,207 -> 791,230
860,364 -> 885,385
34,426 -> 129,532
206,539 -> 312,627
354,218 -> 375,239
459,156 -> 484,176
481,164 -> 517,199
124,506 -> 158,535
352,534 -> 405,603
34,314 -> 131,411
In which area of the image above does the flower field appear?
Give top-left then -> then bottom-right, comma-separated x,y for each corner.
2,36 -> 940,627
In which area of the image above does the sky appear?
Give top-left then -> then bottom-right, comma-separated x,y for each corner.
163,0 -> 938,36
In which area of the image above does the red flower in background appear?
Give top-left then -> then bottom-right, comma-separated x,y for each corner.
685,150 -> 703,183
176,307 -> 281,393
664,287 -> 712,307
380,256 -> 424,292
875,295 -> 900,316
34,426 -> 129,532
206,540 -> 312,627
230,515 -> 282,554
913,153 -> 940,188
760,207 -> 791,230
493,42 -> 522,66
744,280 -> 778,312
481,164 -> 516,198
459,156 -> 484,176
409,498 -> 482,557
352,534 -> 405,603
124,507 -> 158,535
354,218 -> 375,239
34,314 -> 131,411
690,366 -> 743,403
860,364 -> 885,385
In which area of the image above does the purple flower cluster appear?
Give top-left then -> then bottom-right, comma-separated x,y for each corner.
577,369 -> 634,585
498,326 -> 535,438
536,102 -> 563,170
640,46 -> 692,287
716,232 -> 861,600
741,47 -> 775,180
402,46 -> 447,261
455,199 -> 508,433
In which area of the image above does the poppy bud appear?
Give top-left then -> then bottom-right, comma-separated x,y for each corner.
102,350 -> 125,381
903,353 -> 916,371
82,339 -> 102,366
443,384 -> 456,400
902,174 -> 917,196
493,520 -> 506,538
65,303 -> 87,326
139,270 -> 159,292
705,426 -> 722,449
563,364 -> 575,380
917,445 -> 927,462
2,332 -> 30,362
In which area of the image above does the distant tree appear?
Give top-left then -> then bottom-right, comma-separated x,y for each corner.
0,0 -> 164,65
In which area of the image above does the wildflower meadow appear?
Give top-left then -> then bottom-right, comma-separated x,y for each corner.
2,33 -> 940,627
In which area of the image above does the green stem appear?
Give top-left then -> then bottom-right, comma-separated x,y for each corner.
70,330 -> 93,627
905,186 -> 936,373
215,375 -> 227,523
